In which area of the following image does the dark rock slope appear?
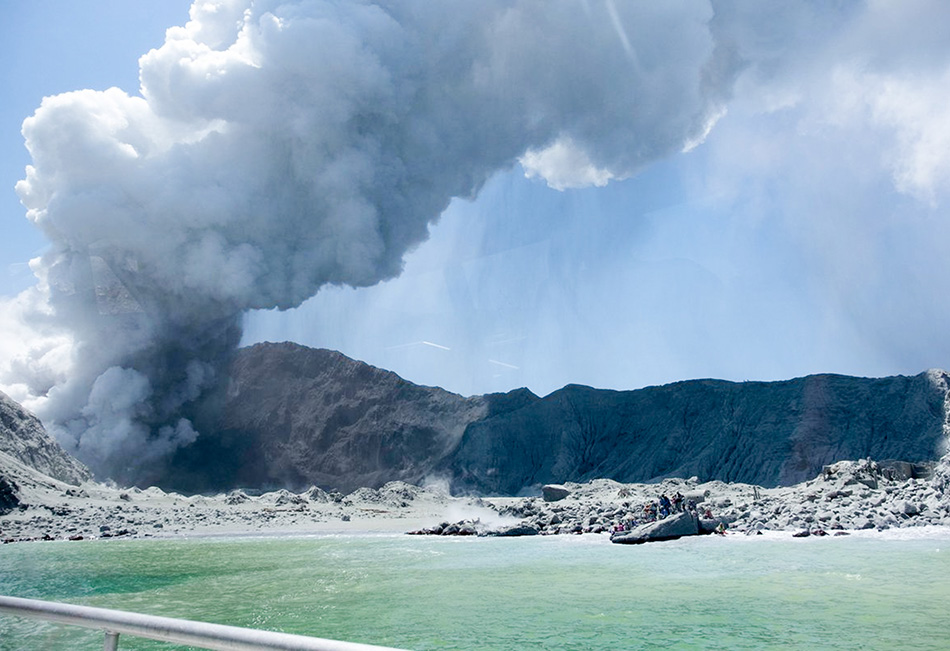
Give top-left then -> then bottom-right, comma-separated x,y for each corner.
166,343 -> 536,493
164,342 -> 949,495
447,372 -> 950,494
0,390 -> 91,486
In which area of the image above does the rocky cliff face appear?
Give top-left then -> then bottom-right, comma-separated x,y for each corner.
165,342 -> 534,493
446,371 -> 950,494
0,390 -> 91,486
160,343 -> 949,496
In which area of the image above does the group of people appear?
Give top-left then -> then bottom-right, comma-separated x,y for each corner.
613,492 -> 704,532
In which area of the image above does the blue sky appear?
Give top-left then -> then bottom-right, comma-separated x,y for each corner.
3,0 -> 950,405
0,1 -> 191,295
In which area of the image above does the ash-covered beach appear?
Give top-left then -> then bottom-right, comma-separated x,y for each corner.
4,449 -> 949,544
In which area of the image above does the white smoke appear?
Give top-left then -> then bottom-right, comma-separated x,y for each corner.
4,0 -> 738,482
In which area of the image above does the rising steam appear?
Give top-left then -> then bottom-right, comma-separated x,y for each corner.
6,0 -> 736,482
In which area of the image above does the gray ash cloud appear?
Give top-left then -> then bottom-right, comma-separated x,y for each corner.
10,0 -> 738,482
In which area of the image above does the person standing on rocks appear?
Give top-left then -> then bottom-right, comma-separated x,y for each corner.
645,501 -> 657,522
659,494 -> 672,518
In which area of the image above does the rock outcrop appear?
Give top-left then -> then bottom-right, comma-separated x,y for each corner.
0,391 -> 91,486
610,511 -> 702,544
542,484 -> 571,502
156,343 -> 949,496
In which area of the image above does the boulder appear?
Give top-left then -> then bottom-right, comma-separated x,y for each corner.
489,523 -> 540,537
542,484 -> 571,502
878,460 -> 916,481
224,490 -> 250,505
0,477 -> 20,515
304,486 -> 330,503
900,501 -> 920,516
851,516 -> 875,530
270,490 -> 307,506
610,511 -> 701,544
684,489 -> 709,504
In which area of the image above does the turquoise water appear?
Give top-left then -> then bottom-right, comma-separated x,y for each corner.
1,531 -> 949,650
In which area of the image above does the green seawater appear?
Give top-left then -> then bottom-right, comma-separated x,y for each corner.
1,531 -> 949,650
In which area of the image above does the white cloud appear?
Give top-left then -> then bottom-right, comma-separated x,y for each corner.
865,69 -> 950,204
520,138 -> 615,190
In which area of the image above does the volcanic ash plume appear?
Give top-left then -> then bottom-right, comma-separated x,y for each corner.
6,0 -> 737,482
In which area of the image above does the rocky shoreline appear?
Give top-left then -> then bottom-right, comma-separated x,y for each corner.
409,457 -> 950,542
3,450 -> 950,545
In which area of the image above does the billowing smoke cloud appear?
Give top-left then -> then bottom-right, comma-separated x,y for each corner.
5,0 -> 738,482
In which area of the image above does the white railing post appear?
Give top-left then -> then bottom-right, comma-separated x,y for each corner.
103,630 -> 120,651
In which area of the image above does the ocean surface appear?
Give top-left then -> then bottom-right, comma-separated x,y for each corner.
1,529 -> 949,650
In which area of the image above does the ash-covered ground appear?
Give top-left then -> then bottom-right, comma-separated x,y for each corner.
3,451 -> 948,543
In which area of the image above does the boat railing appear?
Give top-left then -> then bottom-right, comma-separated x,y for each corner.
0,594 -> 409,651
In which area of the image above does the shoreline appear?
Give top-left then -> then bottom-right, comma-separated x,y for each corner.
3,456 -> 950,545
7,521 -> 950,546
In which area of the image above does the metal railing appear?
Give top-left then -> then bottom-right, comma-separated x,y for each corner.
0,595 -> 409,651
